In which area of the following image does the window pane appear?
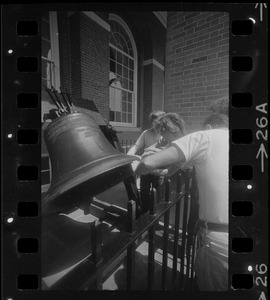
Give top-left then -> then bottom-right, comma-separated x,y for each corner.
41,59 -> 48,80
127,40 -> 133,56
42,40 -> 51,59
122,101 -> 127,112
42,19 -> 50,41
109,110 -> 115,121
123,55 -> 128,66
123,43 -> 128,54
123,67 -> 128,79
128,92 -> 132,103
110,35 -> 118,47
128,114 -> 132,123
116,111 -> 121,122
128,103 -> 132,113
129,69 -> 133,81
122,112 -> 127,122
123,78 -> 128,89
117,51 -> 122,64
129,80 -> 134,91
110,59 -> 116,73
129,59 -> 134,69
110,48 -> 116,60
116,64 -> 122,77
122,91 -> 127,101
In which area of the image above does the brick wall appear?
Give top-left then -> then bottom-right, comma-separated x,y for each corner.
58,12 -> 72,93
80,13 -> 110,121
66,12 -> 110,121
69,13 -> 82,99
165,11 -> 229,132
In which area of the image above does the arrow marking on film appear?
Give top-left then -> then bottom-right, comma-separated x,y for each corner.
255,3 -> 267,21
256,143 -> 268,173
258,291 -> 266,300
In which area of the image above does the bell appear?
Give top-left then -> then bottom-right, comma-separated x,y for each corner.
42,113 -> 139,214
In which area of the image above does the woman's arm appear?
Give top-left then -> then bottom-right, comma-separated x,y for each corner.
127,144 -> 139,155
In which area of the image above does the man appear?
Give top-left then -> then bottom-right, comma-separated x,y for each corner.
135,112 -> 229,291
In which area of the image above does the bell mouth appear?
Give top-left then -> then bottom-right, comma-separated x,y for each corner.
42,154 -> 139,214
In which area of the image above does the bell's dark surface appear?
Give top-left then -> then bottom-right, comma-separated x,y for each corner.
42,113 -> 138,214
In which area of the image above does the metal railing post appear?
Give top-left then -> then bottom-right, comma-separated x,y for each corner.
90,220 -> 103,290
127,200 -> 136,290
172,172 -> 182,288
162,178 -> 171,290
178,169 -> 190,290
147,187 -> 157,290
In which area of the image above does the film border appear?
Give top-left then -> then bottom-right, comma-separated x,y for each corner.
1,2 -> 268,300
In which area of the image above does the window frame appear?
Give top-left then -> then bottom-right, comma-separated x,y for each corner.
109,14 -> 138,128
41,11 -> 61,91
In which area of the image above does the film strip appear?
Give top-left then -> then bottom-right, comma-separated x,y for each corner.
1,3 -> 268,300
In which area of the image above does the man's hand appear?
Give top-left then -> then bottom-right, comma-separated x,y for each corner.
141,145 -> 163,158
135,145 -> 183,176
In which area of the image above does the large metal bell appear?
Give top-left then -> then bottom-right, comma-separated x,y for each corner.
42,113 -> 139,214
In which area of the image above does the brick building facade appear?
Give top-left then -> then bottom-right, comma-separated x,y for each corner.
42,11 -> 166,142
41,10 -> 229,189
165,11 -> 229,132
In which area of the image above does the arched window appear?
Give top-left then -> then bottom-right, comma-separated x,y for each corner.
109,15 -> 137,127
41,11 -> 60,91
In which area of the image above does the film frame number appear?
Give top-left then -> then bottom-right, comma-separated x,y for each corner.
255,103 -> 268,173
255,264 -> 268,300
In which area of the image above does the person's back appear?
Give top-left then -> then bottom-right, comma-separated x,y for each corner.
135,109 -> 229,290
174,128 -> 228,224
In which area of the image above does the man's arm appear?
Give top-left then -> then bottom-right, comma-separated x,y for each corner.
135,144 -> 186,175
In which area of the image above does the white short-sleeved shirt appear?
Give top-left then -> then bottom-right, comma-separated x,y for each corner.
172,129 -> 229,224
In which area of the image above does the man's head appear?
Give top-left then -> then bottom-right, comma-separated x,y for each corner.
202,113 -> 229,130
155,113 -> 186,143
210,97 -> 229,116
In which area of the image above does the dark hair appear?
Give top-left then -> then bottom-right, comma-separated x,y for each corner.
155,113 -> 186,135
210,97 -> 229,115
202,113 -> 228,129
149,110 -> 165,122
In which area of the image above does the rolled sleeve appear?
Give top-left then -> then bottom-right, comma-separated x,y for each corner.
172,131 -> 210,167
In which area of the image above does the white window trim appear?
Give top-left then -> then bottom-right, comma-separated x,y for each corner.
109,14 -> 138,128
143,58 -> 165,71
153,11 -> 167,28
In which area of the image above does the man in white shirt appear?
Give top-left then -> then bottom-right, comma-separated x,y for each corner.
135,112 -> 229,291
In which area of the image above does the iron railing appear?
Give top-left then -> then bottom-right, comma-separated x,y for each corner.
120,139 -> 143,156
47,168 -> 199,291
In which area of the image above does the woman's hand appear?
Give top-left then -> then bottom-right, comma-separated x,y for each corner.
130,156 -> 141,172
150,168 -> 168,176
